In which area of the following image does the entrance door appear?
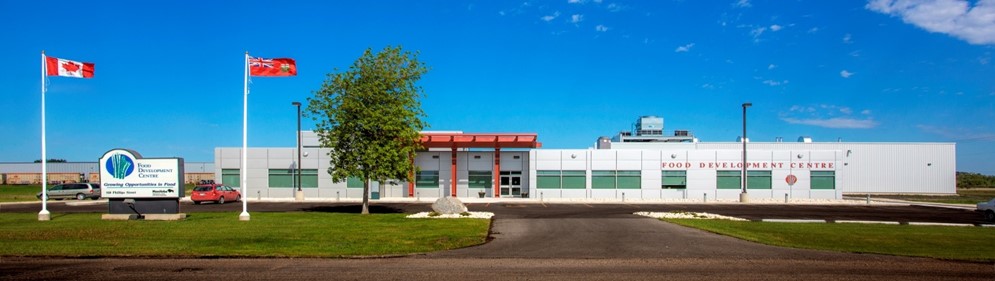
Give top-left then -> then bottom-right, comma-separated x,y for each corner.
499,171 -> 522,197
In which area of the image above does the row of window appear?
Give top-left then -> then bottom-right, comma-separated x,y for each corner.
538,170 -> 835,190
220,169 -> 834,190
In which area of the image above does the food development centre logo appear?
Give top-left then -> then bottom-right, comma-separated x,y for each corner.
106,153 -> 135,179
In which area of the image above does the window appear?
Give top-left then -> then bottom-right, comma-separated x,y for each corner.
662,170 -> 687,189
416,171 -> 439,188
268,169 -> 318,188
716,170 -> 741,189
222,169 -> 240,187
616,171 -> 641,189
536,170 -> 561,189
592,170 -> 640,189
561,171 -> 586,189
592,171 -> 616,189
468,171 -> 492,189
346,176 -> 364,189
747,171 -> 772,189
811,171 -> 835,189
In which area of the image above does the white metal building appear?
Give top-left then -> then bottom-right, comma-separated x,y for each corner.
213,116 -> 955,200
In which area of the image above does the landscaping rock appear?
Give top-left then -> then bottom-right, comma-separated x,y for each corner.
432,197 -> 468,215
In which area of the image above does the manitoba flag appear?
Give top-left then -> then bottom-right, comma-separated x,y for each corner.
46,56 -> 94,78
250,57 -> 296,77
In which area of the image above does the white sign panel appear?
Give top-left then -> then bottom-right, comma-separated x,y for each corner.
99,149 -> 184,198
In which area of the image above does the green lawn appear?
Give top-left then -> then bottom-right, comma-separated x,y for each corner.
0,185 -> 41,202
0,212 -> 489,257
871,188 -> 995,204
665,218 -> 995,261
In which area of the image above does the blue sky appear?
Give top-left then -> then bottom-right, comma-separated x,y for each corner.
2,0 -> 994,174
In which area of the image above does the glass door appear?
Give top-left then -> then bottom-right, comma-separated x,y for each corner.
500,171 -> 523,197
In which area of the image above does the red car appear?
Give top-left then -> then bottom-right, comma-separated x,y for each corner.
191,184 -> 241,205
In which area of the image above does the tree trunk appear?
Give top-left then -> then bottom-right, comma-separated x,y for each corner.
361,178 -> 370,215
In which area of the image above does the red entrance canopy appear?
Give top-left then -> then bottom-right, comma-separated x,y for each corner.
419,133 -> 541,148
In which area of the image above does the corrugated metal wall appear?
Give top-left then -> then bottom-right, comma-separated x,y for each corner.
690,142 -> 955,194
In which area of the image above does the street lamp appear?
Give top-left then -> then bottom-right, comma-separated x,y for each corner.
740,102 -> 752,203
292,101 -> 304,202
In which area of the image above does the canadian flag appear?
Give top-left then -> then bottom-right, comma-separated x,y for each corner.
45,56 -> 94,78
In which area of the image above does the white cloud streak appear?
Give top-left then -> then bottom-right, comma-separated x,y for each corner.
541,11 -> 560,22
675,43 -> 695,52
867,0 -> 995,45
595,24 -> 609,32
840,70 -> 854,78
571,14 -> 584,23
781,117 -> 880,129
734,0 -> 752,8
780,105 -> 878,129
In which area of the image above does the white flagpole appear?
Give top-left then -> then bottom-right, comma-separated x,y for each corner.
39,51 -> 50,221
239,52 -> 250,221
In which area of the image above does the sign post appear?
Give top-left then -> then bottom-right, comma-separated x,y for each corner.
99,148 -> 186,220
785,174 -> 797,200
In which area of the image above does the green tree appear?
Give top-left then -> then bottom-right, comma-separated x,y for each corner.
307,46 -> 428,214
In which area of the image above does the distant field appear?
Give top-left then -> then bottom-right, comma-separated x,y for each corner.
0,212 -> 489,257
0,185 -> 41,202
666,218 -> 995,261
1,184 -> 199,202
871,188 -> 995,204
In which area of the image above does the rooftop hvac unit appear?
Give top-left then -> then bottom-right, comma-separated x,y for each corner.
674,130 -> 689,137
798,136 -> 813,143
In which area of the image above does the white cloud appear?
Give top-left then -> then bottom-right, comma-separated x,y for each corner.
763,79 -> 788,86
840,70 -> 854,78
702,83 -> 716,89
781,104 -> 878,129
541,11 -> 560,22
750,27 -> 767,41
595,24 -> 609,32
770,24 -> 783,31
607,3 -> 624,12
781,117 -> 880,129
867,0 -> 995,45
842,33 -> 853,43
568,0 -> 582,3
571,14 -> 584,23
734,0 -> 751,8
917,124 -> 995,141
675,43 -> 695,52
768,64 -> 777,70
808,27 -> 820,33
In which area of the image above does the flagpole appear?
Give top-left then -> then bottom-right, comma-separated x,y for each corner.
239,52 -> 250,221
39,51 -> 50,221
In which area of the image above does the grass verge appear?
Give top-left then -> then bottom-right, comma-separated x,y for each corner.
665,218 -> 995,261
870,188 -> 995,204
0,212 -> 489,257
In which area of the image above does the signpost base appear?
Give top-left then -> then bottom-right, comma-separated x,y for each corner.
739,192 -> 749,203
38,210 -> 50,221
239,212 -> 251,221
294,189 -> 304,202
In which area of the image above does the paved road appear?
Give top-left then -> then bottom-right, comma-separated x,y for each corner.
1,200 -> 987,223
2,201 -> 993,280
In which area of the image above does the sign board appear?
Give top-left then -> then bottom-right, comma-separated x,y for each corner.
99,149 -> 184,198
785,174 -> 798,186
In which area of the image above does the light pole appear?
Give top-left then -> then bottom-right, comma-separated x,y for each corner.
292,101 -> 304,202
740,102 -> 752,203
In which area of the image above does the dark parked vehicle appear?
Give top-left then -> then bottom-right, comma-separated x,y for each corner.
36,183 -> 101,200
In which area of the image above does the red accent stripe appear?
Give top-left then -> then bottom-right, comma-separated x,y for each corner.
45,56 -> 59,76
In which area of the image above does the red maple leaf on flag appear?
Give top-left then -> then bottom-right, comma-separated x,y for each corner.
61,61 -> 80,72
